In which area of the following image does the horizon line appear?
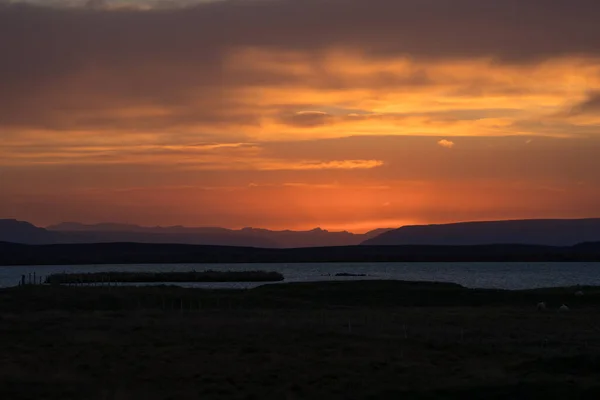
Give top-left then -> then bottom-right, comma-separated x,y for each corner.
4,216 -> 600,235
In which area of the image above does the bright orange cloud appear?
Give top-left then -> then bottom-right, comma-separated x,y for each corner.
437,140 -> 455,149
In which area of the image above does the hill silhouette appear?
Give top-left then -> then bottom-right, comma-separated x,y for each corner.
1,241 -> 600,265
5,218 -> 600,250
0,219 -> 57,244
47,222 -> 389,247
0,220 -> 390,248
362,219 -> 600,246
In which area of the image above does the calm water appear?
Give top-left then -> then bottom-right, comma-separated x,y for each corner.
2,262 -> 600,290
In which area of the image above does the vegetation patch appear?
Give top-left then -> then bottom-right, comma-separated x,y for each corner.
2,281 -> 600,398
44,270 -> 284,284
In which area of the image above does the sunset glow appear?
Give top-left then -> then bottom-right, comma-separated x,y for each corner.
2,0 -> 600,231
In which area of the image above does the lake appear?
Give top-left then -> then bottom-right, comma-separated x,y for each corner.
2,262 -> 600,290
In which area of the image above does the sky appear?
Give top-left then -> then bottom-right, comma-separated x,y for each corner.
1,0 -> 600,232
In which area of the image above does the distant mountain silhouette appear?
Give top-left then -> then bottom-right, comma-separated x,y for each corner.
235,227 -> 389,248
57,230 -> 279,248
362,219 -> 600,246
7,218 -> 600,248
49,222 -> 231,234
30,221 -> 391,248
0,219 -> 57,244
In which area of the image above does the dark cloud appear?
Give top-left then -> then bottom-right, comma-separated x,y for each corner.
569,91 -> 600,115
278,111 -> 333,127
85,0 -> 107,9
1,0 -> 600,130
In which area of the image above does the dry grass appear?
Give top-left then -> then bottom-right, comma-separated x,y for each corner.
1,281 -> 600,399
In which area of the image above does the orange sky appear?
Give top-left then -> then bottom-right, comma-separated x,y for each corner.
1,0 -> 600,232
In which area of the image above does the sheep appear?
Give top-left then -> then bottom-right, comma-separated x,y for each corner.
558,304 -> 570,312
536,302 -> 546,311
575,291 -> 584,297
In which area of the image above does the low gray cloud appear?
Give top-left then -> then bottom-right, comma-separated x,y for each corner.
85,0 -> 106,9
278,111 -> 333,128
569,92 -> 600,115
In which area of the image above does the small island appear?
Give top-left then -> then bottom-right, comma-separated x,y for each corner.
44,270 -> 284,284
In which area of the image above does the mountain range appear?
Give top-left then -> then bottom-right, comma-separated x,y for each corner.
2,218 -> 600,248
0,219 -> 390,248
362,218 -> 600,246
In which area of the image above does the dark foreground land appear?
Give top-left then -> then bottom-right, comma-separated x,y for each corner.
2,280 -> 600,399
2,241 -> 600,265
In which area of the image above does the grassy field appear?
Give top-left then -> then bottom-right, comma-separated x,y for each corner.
43,270 -> 284,284
2,280 -> 600,399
